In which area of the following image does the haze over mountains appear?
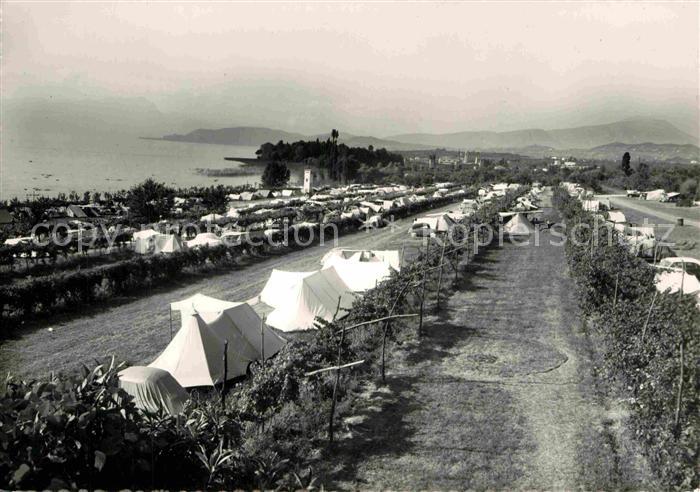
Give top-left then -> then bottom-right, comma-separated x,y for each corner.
158,118 -> 699,161
387,118 -> 697,150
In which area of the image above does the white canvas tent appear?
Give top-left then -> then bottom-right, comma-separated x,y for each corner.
118,366 -> 188,414
606,211 -> 627,224
170,293 -> 286,361
259,267 -> 355,332
153,234 -> 187,254
645,189 -> 666,201
413,214 -> 456,234
320,248 -> 401,271
582,200 -> 600,212
322,255 -> 393,292
133,229 -> 159,254
171,293 -> 238,312
201,213 -> 226,224
503,213 -> 535,236
186,232 -> 223,248
259,270 -> 315,307
225,208 -> 240,219
149,313 -> 246,387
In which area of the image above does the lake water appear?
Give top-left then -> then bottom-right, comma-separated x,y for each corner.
1,136 -> 266,200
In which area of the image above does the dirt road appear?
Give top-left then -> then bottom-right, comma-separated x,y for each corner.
597,194 -> 700,228
320,210 -> 655,488
0,204 -> 454,378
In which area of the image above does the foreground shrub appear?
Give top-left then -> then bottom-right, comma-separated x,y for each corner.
554,187 -> 699,488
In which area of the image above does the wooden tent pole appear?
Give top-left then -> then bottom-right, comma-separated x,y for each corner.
221,340 -> 229,409
260,315 -> 266,369
436,239 -> 447,311
169,308 -> 173,341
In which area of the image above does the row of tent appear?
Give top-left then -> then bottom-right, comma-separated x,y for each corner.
132,184 -> 468,254
627,189 -> 682,202
248,249 -> 400,331
118,247 -> 401,413
566,184 -> 700,306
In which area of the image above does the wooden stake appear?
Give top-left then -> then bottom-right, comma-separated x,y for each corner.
419,263 -> 427,337
381,320 -> 390,382
328,323 -> 345,443
436,239 -> 447,310
221,340 -> 229,409
641,290 -> 658,344
333,295 -> 342,321
260,315 -> 266,369
674,340 -> 684,431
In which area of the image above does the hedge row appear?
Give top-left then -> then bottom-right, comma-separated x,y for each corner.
0,193 -> 463,324
1,190 -> 521,489
553,187 -> 699,488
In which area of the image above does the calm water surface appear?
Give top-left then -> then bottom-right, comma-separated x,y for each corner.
1,135 -> 263,200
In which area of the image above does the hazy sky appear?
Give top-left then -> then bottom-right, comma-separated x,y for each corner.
2,2 -> 699,137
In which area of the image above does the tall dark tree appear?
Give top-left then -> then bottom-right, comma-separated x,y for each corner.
329,129 -> 340,180
261,161 -> 291,188
620,152 -> 633,177
126,178 -> 174,223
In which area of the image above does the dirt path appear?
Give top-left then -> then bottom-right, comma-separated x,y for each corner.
320,209 -> 655,489
0,204 -> 455,378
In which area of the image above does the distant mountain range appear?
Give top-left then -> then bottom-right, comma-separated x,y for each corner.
158,119 -> 698,162
387,118 -> 697,150
570,142 -> 699,163
160,127 -> 432,151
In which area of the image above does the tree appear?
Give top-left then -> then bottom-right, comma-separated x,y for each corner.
620,152 -> 633,177
630,161 -> 651,190
27,197 -> 53,226
679,178 -> 698,203
126,178 -> 174,223
261,161 -> 290,188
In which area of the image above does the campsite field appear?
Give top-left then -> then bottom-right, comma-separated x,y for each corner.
596,194 -> 700,261
0,203 -> 457,379
316,202 -> 656,489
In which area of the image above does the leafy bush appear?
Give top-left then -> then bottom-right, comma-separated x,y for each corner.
554,187 -> 699,488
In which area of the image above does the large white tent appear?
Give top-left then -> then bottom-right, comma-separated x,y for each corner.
201,213 -> 226,224
503,213 -> 535,236
258,267 -> 355,332
118,366 -> 188,414
149,313 -> 244,387
323,258 -> 393,292
170,293 -> 286,361
153,234 -> 187,254
133,229 -> 159,254
412,214 -> 456,234
320,248 -> 401,272
645,189 -> 666,201
186,232 -> 223,249
606,211 -> 627,224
